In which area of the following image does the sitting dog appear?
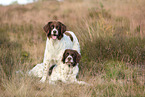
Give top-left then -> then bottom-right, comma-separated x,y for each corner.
48,49 -> 88,85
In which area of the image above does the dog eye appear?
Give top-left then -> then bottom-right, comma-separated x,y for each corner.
71,54 -> 74,56
56,26 -> 58,29
66,53 -> 69,55
51,25 -> 54,29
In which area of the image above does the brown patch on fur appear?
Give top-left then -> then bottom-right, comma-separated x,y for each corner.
48,65 -> 56,76
65,32 -> 73,42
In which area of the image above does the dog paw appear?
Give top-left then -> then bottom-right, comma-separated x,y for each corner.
49,81 -> 56,85
40,77 -> 46,83
77,81 -> 92,86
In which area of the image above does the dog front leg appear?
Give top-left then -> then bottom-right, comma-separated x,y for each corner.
40,63 -> 49,83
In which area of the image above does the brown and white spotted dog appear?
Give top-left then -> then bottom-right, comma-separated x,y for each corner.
48,49 -> 89,85
28,21 -> 80,83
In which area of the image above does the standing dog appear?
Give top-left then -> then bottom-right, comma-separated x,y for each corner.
49,49 -> 88,85
28,21 -> 80,83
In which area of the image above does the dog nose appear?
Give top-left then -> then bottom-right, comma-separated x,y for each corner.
53,30 -> 57,34
68,57 -> 71,61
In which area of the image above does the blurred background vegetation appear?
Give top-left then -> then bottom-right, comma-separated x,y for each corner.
0,0 -> 144,96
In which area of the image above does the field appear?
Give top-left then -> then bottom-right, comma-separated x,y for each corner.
0,0 -> 144,96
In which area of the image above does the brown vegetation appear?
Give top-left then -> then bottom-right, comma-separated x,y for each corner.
0,0 -> 144,96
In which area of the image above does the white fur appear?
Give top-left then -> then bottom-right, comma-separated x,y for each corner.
28,31 -> 80,82
49,63 -> 88,85
65,55 -> 73,63
51,28 -> 58,35
28,63 -> 43,78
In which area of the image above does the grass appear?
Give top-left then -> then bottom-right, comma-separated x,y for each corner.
0,0 -> 144,96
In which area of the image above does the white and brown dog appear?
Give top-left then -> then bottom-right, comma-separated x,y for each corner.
48,49 -> 88,85
28,21 -> 80,83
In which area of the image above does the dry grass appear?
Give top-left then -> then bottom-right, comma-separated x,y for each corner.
0,0 -> 145,96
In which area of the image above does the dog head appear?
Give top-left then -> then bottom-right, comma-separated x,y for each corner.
62,49 -> 81,67
43,21 -> 66,40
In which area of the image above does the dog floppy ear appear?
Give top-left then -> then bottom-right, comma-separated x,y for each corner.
60,22 -> 66,34
58,21 -> 66,40
43,21 -> 52,33
75,51 -> 81,63
61,50 -> 67,64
